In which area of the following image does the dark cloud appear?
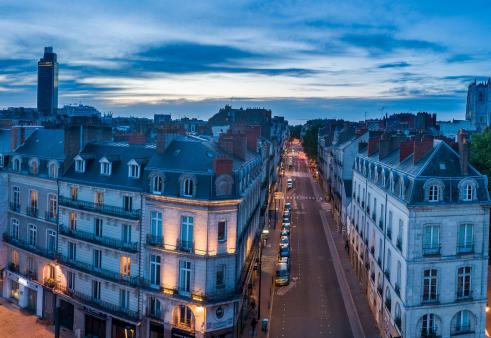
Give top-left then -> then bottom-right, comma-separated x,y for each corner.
341,34 -> 445,54
446,54 -> 476,63
0,58 -> 35,74
377,61 -> 411,69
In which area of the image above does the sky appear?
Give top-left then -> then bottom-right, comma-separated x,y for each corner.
0,0 -> 491,124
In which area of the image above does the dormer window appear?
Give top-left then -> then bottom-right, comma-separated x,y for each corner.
0,154 -> 4,167
464,184 -> 473,201
99,158 -> 112,176
459,179 -> 477,202
74,156 -> 85,173
424,179 -> 444,202
48,162 -> 58,178
152,176 -> 163,194
29,159 -> 39,175
127,160 -> 140,179
184,178 -> 194,197
428,185 -> 439,201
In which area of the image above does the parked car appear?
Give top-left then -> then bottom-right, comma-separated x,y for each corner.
275,262 -> 290,286
283,209 -> 290,216
280,229 -> 290,237
279,246 -> 290,258
283,216 -> 290,224
280,236 -> 289,247
285,202 -> 292,210
287,178 -> 293,189
282,221 -> 290,228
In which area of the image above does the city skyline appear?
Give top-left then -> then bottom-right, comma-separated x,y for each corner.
1,1 -> 491,123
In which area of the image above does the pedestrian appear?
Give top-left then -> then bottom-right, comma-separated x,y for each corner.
251,317 -> 258,337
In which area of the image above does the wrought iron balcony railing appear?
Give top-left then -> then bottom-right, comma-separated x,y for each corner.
3,233 -> 55,259
59,196 -> 140,220
59,224 -> 138,253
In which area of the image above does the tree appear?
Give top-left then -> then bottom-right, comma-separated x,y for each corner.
289,125 -> 301,139
470,128 -> 491,182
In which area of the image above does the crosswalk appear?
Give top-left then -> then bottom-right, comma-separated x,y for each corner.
285,195 -> 325,201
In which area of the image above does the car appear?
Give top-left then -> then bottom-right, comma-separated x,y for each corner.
282,222 -> 290,228
287,177 -> 293,189
283,209 -> 290,216
280,236 -> 289,247
275,262 -> 290,286
279,246 -> 290,258
285,202 -> 292,210
283,216 -> 290,224
280,229 -> 290,237
278,257 -> 291,271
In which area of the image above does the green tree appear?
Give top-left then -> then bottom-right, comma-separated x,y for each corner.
470,128 -> 491,181
289,125 -> 302,139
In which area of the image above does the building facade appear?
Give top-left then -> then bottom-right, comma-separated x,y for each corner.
37,47 -> 59,116
348,131 -> 490,338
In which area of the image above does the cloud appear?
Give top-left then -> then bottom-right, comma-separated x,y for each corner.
341,33 -> 445,54
377,61 -> 411,69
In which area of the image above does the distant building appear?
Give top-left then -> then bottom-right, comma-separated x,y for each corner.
37,47 -> 58,115
59,104 -> 101,118
208,105 -> 272,139
438,120 -> 477,141
466,79 -> 491,130
154,114 -> 172,125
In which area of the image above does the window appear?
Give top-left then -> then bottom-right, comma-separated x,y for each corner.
423,225 -> 440,255
69,211 -> 77,230
48,194 -> 57,220
12,157 -> 21,172
463,184 -> 473,201
423,269 -> 438,302
47,264 -> 55,279
452,310 -> 472,334
48,162 -> 58,178
11,249 -> 19,266
151,211 -> 163,238
457,267 -> 472,299
387,210 -> 393,238
183,178 -> 194,197
150,255 -> 161,286
122,224 -> 132,243
178,305 -> 193,329
121,256 -> 131,276
180,216 -> 194,251
179,260 -> 192,295
95,191 -> 104,206
123,195 -> 133,212
74,158 -> 85,173
29,190 -> 38,210
67,271 -> 75,290
47,230 -> 56,254
421,314 -> 437,336
11,219 -> 19,240
428,185 -> 439,202
27,256 -> 34,274
396,261 -> 401,288
152,176 -> 163,194
29,159 -> 38,175
218,221 -> 227,242
150,297 -> 161,317
216,264 -> 225,289
397,219 -> 403,245
12,186 -> 20,209
70,186 -> 78,200
68,242 -> 77,261
120,289 -> 130,309
94,218 -> 103,237
458,224 -> 474,253
93,249 -> 102,269
128,163 -> 140,178
92,280 -> 101,300
386,249 -> 392,280
28,224 -> 37,246
100,159 -> 112,176
0,154 -> 3,167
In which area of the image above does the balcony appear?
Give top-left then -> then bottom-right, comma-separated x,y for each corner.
3,233 -> 55,259
456,290 -> 473,301
59,224 -> 138,253
26,206 -> 38,218
59,196 -> 140,220
55,284 -> 139,321
57,254 -> 139,287
45,211 -> 57,223
421,294 -> 439,305
422,245 -> 441,256
176,239 -> 194,253
9,202 -> 20,213
146,234 -> 163,247
143,284 -> 238,304
457,243 -> 474,255
396,238 -> 402,251
451,324 -> 473,336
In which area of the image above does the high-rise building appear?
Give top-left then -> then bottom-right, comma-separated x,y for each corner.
466,79 -> 491,130
37,47 -> 58,115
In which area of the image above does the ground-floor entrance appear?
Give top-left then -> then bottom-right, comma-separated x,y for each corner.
171,327 -> 195,338
85,313 -> 106,338
59,299 -> 74,330
149,322 -> 165,338
112,318 -> 136,338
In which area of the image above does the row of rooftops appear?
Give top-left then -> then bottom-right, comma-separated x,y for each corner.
0,125 -> 270,198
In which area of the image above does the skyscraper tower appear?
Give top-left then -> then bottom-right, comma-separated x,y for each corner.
37,46 -> 58,115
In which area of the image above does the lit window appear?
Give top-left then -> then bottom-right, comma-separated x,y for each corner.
120,256 -> 131,276
29,159 -> 38,175
428,185 -> 439,202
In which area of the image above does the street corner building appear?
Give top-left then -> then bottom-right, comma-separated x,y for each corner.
0,121 -> 288,338
347,130 -> 490,337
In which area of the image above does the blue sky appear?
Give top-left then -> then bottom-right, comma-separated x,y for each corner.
0,0 -> 490,124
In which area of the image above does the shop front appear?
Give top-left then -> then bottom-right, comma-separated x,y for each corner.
149,321 -> 165,338
205,304 -> 235,338
112,318 -> 136,338
85,313 -> 107,338
3,270 -> 43,317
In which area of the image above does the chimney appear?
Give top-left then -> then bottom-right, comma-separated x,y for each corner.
245,125 -> 261,151
213,156 -> 233,176
233,133 -> 247,160
457,129 -> 469,175
379,134 -> 391,160
10,128 -> 17,151
413,135 -> 434,164
399,139 -> 414,162
156,124 -> 184,155
367,136 -> 380,156
128,133 -> 146,145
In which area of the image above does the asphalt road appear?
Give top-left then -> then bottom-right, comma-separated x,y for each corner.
269,144 -> 353,338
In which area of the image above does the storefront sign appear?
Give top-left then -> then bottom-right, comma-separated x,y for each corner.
7,271 -> 39,290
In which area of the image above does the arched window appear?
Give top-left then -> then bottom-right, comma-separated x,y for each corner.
29,159 -> 38,175
420,314 -> 438,337
152,175 -> 163,194
48,162 -> 58,178
458,179 -> 477,202
428,185 -> 439,201
451,310 -> 473,335
183,178 -> 194,197
424,179 -> 444,202
12,157 -> 21,172
174,305 -> 195,331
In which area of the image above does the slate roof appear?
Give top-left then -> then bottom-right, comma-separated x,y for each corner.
63,142 -> 155,191
15,129 -> 65,160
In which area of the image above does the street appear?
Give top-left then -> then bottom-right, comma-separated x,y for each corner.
268,143 -> 353,338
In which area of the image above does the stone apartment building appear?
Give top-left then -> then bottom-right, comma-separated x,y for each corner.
0,120 -> 287,338
348,131 -> 490,338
